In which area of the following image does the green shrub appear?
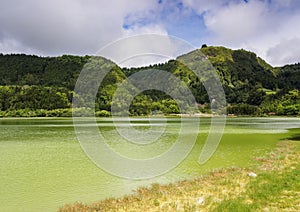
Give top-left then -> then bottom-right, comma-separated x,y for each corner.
95,110 -> 110,117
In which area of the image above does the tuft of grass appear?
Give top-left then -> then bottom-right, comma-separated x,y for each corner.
58,140 -> 300,212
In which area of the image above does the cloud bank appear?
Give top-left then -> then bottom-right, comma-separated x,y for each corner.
0,0 -> 300,66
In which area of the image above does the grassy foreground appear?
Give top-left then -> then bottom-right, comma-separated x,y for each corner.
59,140 -> 300,212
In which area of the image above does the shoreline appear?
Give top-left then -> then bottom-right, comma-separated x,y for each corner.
1,113 -> 300,118
58,140 -> 300,211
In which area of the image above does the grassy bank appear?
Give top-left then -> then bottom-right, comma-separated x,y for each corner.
59,140 -> 300,212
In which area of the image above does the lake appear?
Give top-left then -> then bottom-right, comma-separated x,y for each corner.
0,117 -> 300,211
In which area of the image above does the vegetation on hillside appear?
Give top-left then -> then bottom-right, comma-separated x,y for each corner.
123,46 -> 300,116
0,46 -> 300,117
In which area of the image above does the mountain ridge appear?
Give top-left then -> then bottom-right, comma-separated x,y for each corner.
0,46 -> 299,116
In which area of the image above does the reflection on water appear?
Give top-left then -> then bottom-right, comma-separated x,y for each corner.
0,117 -> 300,211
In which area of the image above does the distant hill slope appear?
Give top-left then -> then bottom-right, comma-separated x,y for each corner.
0,54 -> 89,89
200,46 -> 276,88
0,46 -> 299,116
199,46 -> 300,91
123,46 -> 298,105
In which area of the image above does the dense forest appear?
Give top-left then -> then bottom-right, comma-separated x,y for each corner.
0,46 -> 299,117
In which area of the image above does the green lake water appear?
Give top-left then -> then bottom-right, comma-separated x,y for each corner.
0,117 -> 300,211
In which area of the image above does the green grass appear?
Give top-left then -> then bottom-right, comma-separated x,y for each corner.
213,141 -> 300,211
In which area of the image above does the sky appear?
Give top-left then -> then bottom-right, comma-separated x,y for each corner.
1,0 -> 300,66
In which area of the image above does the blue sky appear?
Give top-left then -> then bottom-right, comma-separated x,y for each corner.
1,0 -> 300,66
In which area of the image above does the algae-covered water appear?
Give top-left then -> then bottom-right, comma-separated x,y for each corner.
0,117 -> 299,211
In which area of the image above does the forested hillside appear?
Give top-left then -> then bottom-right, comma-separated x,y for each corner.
200,46 -> 300,115
0,46 -> 299,117
123,46 -> 300,116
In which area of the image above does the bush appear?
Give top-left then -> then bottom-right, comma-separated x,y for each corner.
95,110 -> 110,117
227,104 -> 261,116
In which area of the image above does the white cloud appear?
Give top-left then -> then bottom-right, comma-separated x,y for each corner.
0,37 -> 36,54
0,0 -> 158,55
203,1 -> 269,43
267,38 -> 300,66
186,0 -> 300,66
182,0 -> 224,14
1,0 -> 300,66
98,33 -> 194,67
271,0 -> 297,8
123,24 -> 168,37
101,25 -> 171,67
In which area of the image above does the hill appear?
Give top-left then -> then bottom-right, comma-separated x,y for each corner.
0,46 -> 299,117
123,46 -> 300,115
